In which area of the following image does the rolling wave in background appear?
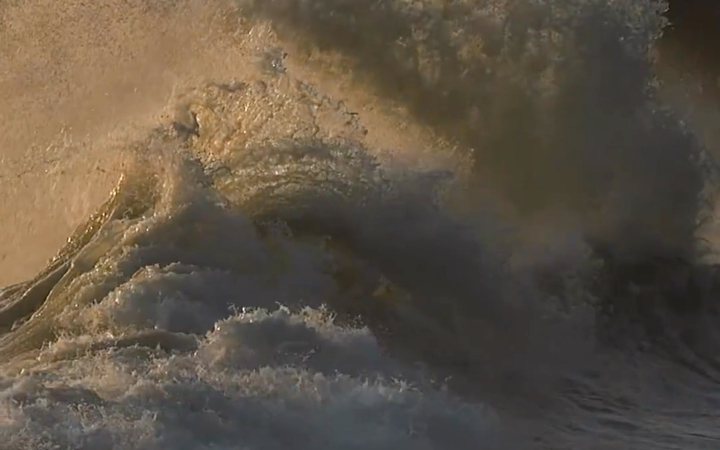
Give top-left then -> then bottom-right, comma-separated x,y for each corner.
1,0 -> 720,448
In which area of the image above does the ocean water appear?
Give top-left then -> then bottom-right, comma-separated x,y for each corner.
1,1 -> 720,449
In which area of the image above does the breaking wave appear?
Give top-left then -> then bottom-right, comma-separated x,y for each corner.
1,0 -> 720,448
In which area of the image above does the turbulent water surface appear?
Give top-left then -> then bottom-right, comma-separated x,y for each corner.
1,0 -> 720,449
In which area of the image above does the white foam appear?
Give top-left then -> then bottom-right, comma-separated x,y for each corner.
0,306 -> 500,450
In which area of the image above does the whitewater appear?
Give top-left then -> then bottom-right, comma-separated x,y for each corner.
1,0 -> 720,448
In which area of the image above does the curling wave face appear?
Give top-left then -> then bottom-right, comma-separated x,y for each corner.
2,0 -> 720,449
0,68 -> 512,449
